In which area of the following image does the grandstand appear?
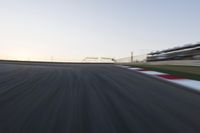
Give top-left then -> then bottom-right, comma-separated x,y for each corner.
147,43 -> 200,62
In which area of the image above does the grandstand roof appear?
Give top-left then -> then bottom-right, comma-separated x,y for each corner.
148,43 -> 200,55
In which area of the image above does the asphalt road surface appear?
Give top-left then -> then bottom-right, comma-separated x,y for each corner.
0,62 -> 200,133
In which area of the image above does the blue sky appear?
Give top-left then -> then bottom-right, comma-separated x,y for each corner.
0,0 -> 200,61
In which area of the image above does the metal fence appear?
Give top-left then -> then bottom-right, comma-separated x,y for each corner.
82,57 -> 116,63
116,54 -> 147,63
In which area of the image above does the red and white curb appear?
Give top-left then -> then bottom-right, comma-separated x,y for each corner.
118,65 -> 200,91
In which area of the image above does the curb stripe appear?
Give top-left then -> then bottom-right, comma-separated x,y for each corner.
157,74 -> 183,80
170,79 -> 200,91
140,71 -> 167,75
118,65 -> 200,91
128,68 -> 143,70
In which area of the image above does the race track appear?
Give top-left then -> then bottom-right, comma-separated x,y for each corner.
0,62 -> 200,133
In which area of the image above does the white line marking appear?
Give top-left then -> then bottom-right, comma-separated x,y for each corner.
117,65 -> 130,68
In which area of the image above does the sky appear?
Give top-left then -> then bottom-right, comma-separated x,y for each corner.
0,0 -> 200,61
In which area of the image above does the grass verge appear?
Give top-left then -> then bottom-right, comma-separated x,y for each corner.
127,64 -> 200,81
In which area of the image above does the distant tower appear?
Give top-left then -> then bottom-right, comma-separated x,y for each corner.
131,51 -> 133,63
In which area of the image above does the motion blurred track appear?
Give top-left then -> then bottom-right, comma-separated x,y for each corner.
0,62 -> 200,133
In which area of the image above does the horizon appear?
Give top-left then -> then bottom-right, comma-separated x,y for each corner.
1,0 -> 200,62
